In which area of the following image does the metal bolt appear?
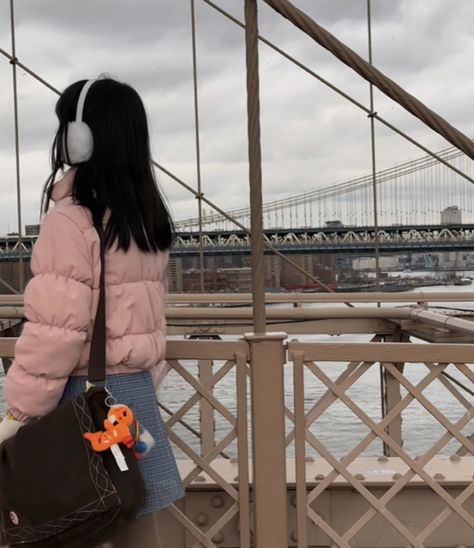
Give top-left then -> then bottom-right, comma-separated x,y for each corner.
212,532 -> 225,543
315,473 -> 325,480
377,455 -> 388,462
450,454 -> 461,463
230,456 -> 238,464
195,512 -> 209,526
194,475 -> 206,483
290,530 -> 298,542
434,473 -> 445,480
414,455 -> 421,461
393,473 -> 402,480
305,455 -> 315,463
211,495 -> 225,509
290,494 -> 297,507
355,473 -> 365,480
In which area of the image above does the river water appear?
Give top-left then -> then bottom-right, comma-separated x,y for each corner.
1,281 -> 473,459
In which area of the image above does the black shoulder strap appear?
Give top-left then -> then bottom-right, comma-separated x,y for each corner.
87,221 -> 106,384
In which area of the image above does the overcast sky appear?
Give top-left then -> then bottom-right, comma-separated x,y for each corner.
1,0 -> 473,233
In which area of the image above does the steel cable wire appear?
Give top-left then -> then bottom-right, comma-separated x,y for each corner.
262,0 -> 474,160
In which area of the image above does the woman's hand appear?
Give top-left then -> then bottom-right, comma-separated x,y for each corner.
0,414 -> 26,445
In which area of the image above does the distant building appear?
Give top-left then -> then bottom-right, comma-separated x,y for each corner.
441,206 -> 461,225
219,267 -> 253,292
25,224 -> 40,236
182,269 -> 228,292
168,257 -> 183,292
325,220 -> 344,228
353,256 -> 399,271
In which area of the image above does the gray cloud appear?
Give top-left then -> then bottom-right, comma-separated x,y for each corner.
1,0 -> 473,234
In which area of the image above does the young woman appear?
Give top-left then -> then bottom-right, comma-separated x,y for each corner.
0,77 -> 184,547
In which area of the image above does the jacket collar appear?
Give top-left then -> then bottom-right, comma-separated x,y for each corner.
51,168 -> 76,202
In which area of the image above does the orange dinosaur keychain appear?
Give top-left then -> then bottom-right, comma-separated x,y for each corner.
84,404 -> 135,452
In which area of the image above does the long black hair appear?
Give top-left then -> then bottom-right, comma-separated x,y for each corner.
42,77 -> 174,252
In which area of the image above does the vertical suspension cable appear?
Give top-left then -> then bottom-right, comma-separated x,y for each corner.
190,0 -> 205,292
428,165 -> 433,225
412,164 -> 415,221
467,156 -> 473,220
367,0 -> 381,289
9,0 -> 24,293
458,158 -> 465,222
469,157 -> 473,221
244,0 -> 266,333
436,161 -> 441,224
395,177 -> 399,226
423,168 -> 427,225
390,178 -> 394,225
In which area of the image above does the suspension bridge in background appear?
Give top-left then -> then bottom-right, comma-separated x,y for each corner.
175,143 -> 474,231
2,143 -> 474,260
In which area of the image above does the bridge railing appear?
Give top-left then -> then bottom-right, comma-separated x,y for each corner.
287,339 -> 474,547
1,322 -> 473,547
2,291 -> 474,339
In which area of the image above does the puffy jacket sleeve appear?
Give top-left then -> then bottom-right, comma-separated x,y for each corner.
3,210 -> 93,419
152,258 -> 171,388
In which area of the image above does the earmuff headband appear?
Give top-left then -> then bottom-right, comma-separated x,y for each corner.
63,75 -> 104,164
76,79 -> 97,122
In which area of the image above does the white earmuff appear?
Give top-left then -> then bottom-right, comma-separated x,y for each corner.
65,78 -> 96,164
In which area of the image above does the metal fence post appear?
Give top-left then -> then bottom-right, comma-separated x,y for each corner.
381,332 -> 408,455
245,332 -> 288,547
198,359 -> 216,455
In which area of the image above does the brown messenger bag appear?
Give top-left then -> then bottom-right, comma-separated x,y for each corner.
0,222 -> 146,547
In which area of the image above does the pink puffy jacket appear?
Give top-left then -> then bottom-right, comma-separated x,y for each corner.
4,169 -> 169,420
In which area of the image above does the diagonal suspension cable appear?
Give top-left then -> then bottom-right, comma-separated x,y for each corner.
200,1 -> 473,180
0,52 -> 336,293
154,161 -> 340,295
262,0 -> 474,160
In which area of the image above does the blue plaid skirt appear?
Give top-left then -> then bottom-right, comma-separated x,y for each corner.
60,371 -> 184,516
